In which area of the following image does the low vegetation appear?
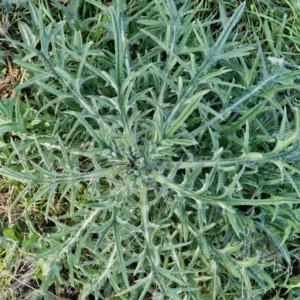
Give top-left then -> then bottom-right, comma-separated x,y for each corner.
1,0 -> 300,299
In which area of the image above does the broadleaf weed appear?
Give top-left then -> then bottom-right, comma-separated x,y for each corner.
1,0 -> 300,299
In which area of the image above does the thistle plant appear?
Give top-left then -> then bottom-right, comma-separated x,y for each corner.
1,0 -> 300,299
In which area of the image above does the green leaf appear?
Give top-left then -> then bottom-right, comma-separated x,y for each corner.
210,2 -> 246,58
93,218 -> 114,251
215,249 -> 240,278
246,264 -> 275,290
226,211 -> 245,237
166,89 -> 209,137
3,227 -> 19,241
157,266 -> 186,286
161,138 -> 197,146
236,255 -> 260,268
113,211 -> 130,289
15,74 -> 53,91
23,233 -> 39,247
256,222 -> 291,265
18,21 -> 37,47
66,111 -> 107,148
192,74 -> 279,136
214,45 -> 254,60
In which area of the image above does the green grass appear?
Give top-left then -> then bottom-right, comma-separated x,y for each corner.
1,0 -> 300,299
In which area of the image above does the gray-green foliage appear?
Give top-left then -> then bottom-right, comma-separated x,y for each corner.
1,0 -> 300,298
